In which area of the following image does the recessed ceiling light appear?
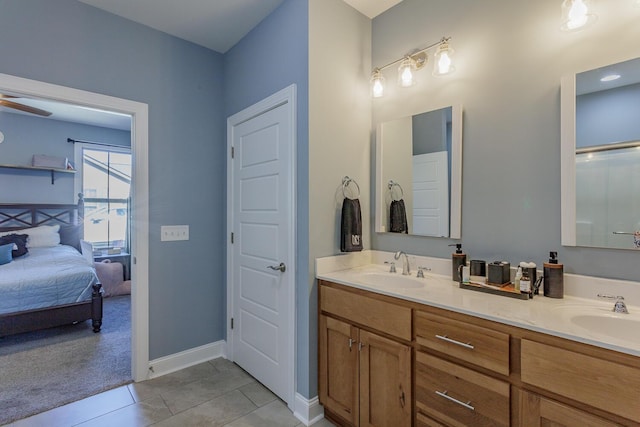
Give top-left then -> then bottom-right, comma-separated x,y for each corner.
600,74 -> 621,82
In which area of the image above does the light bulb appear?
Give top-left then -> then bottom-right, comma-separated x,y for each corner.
561,0 -> 596,31
437,52 -> 452,74
433,39 -> 455,76
370,69 -> 385,98
398,57 -> 415,87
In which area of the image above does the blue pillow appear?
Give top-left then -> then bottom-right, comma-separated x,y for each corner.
0,243 -> 13,265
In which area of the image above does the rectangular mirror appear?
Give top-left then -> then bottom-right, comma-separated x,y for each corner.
561,57 -> 640,250
375,104 -> 462,238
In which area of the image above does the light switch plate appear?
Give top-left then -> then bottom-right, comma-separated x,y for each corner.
161,225 -> 189,241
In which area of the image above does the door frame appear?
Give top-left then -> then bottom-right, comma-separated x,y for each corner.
226,84 -> 297,406
0,72 -> 150,382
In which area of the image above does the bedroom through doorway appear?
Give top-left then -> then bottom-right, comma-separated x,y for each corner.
0,73 -> 149,424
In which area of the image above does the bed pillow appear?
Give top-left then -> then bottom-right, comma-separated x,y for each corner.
59,224 -> 83,251
0,224 -> 61,248
24,225 -> 61,248
0,243 -> 13,265
0,234 -> 28,258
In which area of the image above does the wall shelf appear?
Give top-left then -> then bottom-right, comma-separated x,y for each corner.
0,163 -> 76,184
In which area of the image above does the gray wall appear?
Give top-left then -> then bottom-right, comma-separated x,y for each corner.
0,113 -> 130,203
0,0 -> 226,360
371,0 -> 640,281
412,108 -> 448,155
224,0 -> 311,397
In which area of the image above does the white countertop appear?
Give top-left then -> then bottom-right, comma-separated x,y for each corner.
316,251 -> 640,357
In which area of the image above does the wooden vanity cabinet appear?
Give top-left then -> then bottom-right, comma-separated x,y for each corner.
318,280 -> 640,427
319,282 -> 412,427
519,390 -> 619,427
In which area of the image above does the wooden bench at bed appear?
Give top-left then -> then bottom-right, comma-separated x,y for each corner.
0,195 -> 103,338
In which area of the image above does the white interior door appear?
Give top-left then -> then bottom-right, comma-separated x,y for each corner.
227,87 -> 295,407
412,151 -> 449,237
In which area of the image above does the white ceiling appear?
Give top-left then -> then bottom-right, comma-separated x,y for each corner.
342,0 -> 403,19
0,97 -> 132,130
1,0 -> 404,129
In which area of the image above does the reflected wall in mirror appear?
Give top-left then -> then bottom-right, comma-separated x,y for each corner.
561,57 -> 640,250
375,105 -> 462,238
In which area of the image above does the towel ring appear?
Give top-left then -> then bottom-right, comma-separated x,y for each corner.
342,176 -> 360,199
388,180 -> 404,201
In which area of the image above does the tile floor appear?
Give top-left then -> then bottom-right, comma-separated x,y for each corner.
6,358 -> 334,427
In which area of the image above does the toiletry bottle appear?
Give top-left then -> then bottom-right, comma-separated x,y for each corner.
514,265 -> 522,290
543,251 -> 564,299
519,263 -> 531,298
449,243 -> 466,282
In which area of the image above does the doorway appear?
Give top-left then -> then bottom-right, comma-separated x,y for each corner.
226,85 -> 296,408
0,73 -> 149,381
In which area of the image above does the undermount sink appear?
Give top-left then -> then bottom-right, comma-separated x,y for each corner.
357,272 -> 426,289
570,314 -> 640,345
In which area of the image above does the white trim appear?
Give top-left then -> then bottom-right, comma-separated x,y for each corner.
226,84 -> 297,408
561,73 -> 577,246
147,340 -> 227,379
0,73 -> 150,382
293,394 -> 324,426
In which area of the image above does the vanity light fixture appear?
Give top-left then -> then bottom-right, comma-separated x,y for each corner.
370,36 -> 454,97
560,0 -> 597,32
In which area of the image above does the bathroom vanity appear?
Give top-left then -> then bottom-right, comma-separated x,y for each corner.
317,252 -> 640,427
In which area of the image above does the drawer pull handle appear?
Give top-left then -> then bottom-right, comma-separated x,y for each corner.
348,338 -> 355,350
435,390 -> 475,411
435,334 -> 474,350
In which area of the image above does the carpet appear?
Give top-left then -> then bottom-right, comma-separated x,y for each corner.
0,295 -> 132,425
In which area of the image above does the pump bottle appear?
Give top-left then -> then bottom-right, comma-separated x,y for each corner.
449,243 -> 466,282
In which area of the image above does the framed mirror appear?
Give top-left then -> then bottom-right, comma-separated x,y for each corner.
375,104 -> 462,238
561,57 -> 640,250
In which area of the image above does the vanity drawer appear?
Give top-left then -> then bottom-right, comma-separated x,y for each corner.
414,310 -> 510,375
416,412 -> 447,427
320,284 -> 411,341
521,339 -> 640,422
415,351 -> 510,427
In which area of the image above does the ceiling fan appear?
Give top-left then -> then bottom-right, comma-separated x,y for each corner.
0,94 -> 52,117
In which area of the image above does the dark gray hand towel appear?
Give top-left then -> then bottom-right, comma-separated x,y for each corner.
389,199 -> 408,233
341,198 -> 363,252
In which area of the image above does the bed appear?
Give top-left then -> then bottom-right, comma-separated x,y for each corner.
0,197 -> 103,337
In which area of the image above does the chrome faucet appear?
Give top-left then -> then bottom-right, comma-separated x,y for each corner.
394,251 -> 411,276
597,294 -> 629,314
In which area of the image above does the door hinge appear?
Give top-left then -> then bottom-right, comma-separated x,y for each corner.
231,232 -> 234,244
231,146 -> 234,158
231,318 -> 234,329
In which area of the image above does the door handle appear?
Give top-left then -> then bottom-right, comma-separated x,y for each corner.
267,262 -> 286,273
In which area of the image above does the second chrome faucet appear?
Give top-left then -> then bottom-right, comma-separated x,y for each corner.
394,251 -> 411,276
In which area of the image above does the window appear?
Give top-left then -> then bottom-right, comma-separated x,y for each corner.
80,146 -> 131,250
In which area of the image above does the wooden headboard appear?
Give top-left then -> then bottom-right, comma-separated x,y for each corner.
0,194 -> 84,232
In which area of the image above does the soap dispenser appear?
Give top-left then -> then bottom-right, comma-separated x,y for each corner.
449,243 -> 466,282
543,251 -> 564,299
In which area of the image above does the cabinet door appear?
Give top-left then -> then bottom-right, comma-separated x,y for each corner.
359,330 -> 411,427
319,315 -> 359,426
520,390 -> 618,427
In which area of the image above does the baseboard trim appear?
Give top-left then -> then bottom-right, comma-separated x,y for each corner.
293,393 -> 324,426
147,340 -> 226,379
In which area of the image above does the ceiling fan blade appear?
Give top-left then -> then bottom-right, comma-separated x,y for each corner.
0,99 -> 52,117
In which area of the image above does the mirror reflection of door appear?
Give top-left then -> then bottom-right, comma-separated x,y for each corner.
378,106 -> 453,237
574,57 -> 640,249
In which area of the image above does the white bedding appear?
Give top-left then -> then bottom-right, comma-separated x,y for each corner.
0,245 -> 98,315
